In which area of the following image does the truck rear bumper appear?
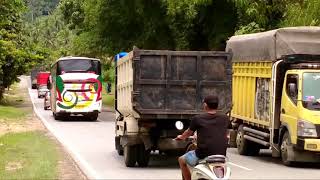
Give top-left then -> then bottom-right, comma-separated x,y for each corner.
120,135 -> 192,151
158,138 -> 191,151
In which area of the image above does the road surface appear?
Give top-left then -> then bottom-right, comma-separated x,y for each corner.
23,76 -> 320,179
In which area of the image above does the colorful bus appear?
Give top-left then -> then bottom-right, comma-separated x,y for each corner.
48,57 -> 103,121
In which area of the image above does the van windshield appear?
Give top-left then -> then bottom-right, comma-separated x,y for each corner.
57,59 -> 101,75
302,72 -> 320,111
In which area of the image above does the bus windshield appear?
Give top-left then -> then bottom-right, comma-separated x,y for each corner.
57,59 -> 101,75
302,72 -> 320,111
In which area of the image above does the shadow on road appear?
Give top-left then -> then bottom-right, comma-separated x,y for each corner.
244,149 -> 320,169
148,154 -> 180,168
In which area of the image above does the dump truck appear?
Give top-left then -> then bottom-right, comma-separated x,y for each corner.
37,71 -> 50,98
115,48 -> 232,167
226,27 -> 320,165
31,68 -> 41,89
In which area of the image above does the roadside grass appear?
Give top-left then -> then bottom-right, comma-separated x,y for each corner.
102,82 -> 115,108
0,78 -> 81,179
0,106 -> 26,122
0,83 -> 27,122
0,131 -> 59,179
0,83 -> 24,107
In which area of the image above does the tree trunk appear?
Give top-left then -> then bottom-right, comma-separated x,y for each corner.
0,86 -> 5,102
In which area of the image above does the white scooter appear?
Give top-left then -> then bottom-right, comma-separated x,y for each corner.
191,154 -> 231,180
174,121 -> 231,180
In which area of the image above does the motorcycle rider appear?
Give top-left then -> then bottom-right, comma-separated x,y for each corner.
175,95 -> 229,180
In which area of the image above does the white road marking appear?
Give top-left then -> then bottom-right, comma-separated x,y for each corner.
228,162 -> 252,171
28,88 -> 102,179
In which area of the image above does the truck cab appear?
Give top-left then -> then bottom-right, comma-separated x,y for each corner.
280,58 -> 320,159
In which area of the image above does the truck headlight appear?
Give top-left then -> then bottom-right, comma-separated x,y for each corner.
297,120 -> 317,137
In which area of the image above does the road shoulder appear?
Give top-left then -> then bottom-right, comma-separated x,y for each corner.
0,76 -> 86,179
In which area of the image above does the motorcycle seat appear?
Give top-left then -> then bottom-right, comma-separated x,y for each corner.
200,155 -> 226,164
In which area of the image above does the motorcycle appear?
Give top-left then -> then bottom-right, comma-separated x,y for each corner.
186,138 -> 231,180
173,121 -> 231,180
191,154 -> 231,180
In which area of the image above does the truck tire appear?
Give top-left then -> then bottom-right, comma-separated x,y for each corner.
281,131 -> 294,166
124,145 -> 137,167
236,125 -> 260,156
136,144 -> 150,167
115,136 -> 124,156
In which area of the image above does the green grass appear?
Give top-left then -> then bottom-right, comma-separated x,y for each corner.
0,131 -> 59,179
0,82 -> 27,122
102,82 -> 115,108
0,105 -> 27,121
0,83 -> 24,106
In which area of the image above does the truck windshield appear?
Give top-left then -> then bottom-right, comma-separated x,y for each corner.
57,59 -> 101,75
302,72 -> 320,111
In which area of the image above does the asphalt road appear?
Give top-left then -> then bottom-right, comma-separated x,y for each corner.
23,76 -> 320,179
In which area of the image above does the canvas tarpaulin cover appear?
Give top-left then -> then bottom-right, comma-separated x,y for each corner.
226,26 -> 320,62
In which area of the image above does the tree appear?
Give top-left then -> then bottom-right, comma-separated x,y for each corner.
165,0 -> 237,50
233,0 -> 294,34
281,0 -> 320,26
24,0 -> 60,22
22,0 -> 317,86
0,0 -> 45,100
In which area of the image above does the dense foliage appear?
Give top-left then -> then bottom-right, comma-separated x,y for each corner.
0,0 -> 45,100
2,0 -> 320,92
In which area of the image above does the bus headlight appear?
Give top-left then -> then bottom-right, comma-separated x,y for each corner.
297,120 -> 317,137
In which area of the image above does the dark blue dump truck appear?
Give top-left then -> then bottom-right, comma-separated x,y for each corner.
114,48 -> 232,167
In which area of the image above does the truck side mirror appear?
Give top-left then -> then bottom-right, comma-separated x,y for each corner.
288,83 -> 297,97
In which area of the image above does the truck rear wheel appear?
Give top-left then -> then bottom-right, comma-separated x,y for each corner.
115,136 -> 123,156
137,144 -> 150,167
124,145 -> 137,167
281,131 -> 294,166
236,125 -> 260,156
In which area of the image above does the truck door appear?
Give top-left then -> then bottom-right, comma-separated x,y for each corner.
281,73 -> 299,144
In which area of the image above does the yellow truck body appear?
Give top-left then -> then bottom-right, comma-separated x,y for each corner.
232,61 -> 272,127
227,27 -> 320,165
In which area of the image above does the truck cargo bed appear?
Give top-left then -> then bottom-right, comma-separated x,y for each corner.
116,48 -> 232,119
